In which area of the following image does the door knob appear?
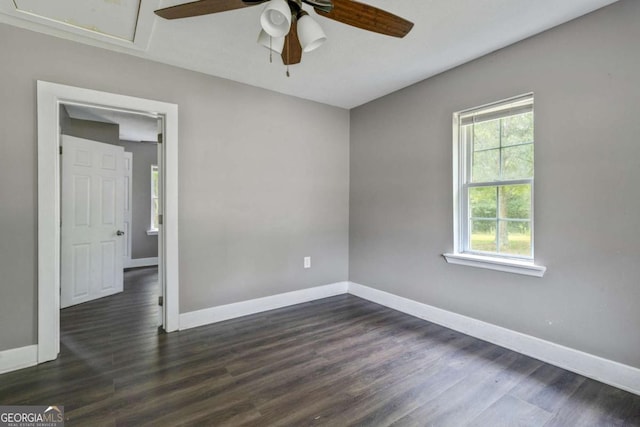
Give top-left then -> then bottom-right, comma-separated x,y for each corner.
116,230 -> 125,236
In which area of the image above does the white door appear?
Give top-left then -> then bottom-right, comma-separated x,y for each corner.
123,152 -> 133,268
61,135 -> 126,308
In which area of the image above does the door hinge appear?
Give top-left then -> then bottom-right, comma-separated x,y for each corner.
158,296 -> 164,307
59,146 -> 63,155
158,214 -> 163,225
157,133 -> 163,144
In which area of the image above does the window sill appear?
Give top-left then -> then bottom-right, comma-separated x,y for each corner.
442,253 -> 546,277
146,229 -> 158,236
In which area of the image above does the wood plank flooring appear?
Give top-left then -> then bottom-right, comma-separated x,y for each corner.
1,267 -> 639,426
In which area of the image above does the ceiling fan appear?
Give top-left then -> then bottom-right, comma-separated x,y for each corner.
154,0 -> 414,70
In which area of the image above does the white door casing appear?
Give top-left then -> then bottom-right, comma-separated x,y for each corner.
123,152 -> 133,268
38,81 -> 180,364
60,136 -> 125,308
156,123 -> 164,327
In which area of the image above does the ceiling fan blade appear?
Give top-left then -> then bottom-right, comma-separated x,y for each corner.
155,0 -> 266,20
314,0 -> 414,38
282,19 -> 303,65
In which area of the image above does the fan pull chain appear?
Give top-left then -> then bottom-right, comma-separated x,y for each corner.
286,34 -> 290,77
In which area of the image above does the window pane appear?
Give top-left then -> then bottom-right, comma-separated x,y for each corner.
472,149 -> 500,182
472,119 -> 500,150
470,220 -> 497,253
498,220 -> 531,257
502,112 -> 533,147
151,166 -> 159,231
458,95 -> 534,260
499,184 -> 531,219
152,198 -> 158,229
152,168 -> 159,198
469,186 -> 497,218
502,144 -> 533,180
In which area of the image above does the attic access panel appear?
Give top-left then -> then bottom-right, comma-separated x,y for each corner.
14,0 -> 141,41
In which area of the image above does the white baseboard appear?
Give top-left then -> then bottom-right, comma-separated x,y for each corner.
0,345 -> 38,374
348,282 -> 640,396
180,281 -> 350,330
6,278 -> 633,395
124,257 -> 158,269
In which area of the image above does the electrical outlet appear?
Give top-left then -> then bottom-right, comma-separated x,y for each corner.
304,256 -> 311,269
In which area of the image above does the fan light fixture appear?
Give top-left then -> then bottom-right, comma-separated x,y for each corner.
260,0 -> 292,38
296,11 -> 326,53
257,0 -> 328,74
257,30 -> 285,54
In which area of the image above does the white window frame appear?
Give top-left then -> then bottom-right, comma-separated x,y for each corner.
148,164 -> 159,235
444,93 -> 546,277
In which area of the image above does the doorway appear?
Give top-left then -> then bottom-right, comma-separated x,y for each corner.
37,81 -> 180,364
58,104 -> 161,308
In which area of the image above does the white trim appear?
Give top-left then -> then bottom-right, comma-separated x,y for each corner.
443,253 -> 546,277
37,81 -> 180,364
0,345 -> 38,375
123,151 -> 133,270
452,112 -> 462,252
348,282 -> 640,396
125,257 -> 159,269
180,282 -> 349,330
162,106 -> 180,333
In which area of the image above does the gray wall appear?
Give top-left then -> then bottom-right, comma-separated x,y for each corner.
350,0 -> 640,368
61,115 -> 120,146
59,116 -> 159,260
119,140 -> 159,260
0,23 -> 349,351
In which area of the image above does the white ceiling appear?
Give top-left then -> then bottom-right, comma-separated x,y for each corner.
64,104 -> 159,142
0,0 -> 619,108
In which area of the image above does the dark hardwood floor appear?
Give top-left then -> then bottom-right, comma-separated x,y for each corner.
1,267 -> 639,426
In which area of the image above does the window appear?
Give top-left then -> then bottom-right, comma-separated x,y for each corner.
149,165 -> 159,234
444,94 -> 546,276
